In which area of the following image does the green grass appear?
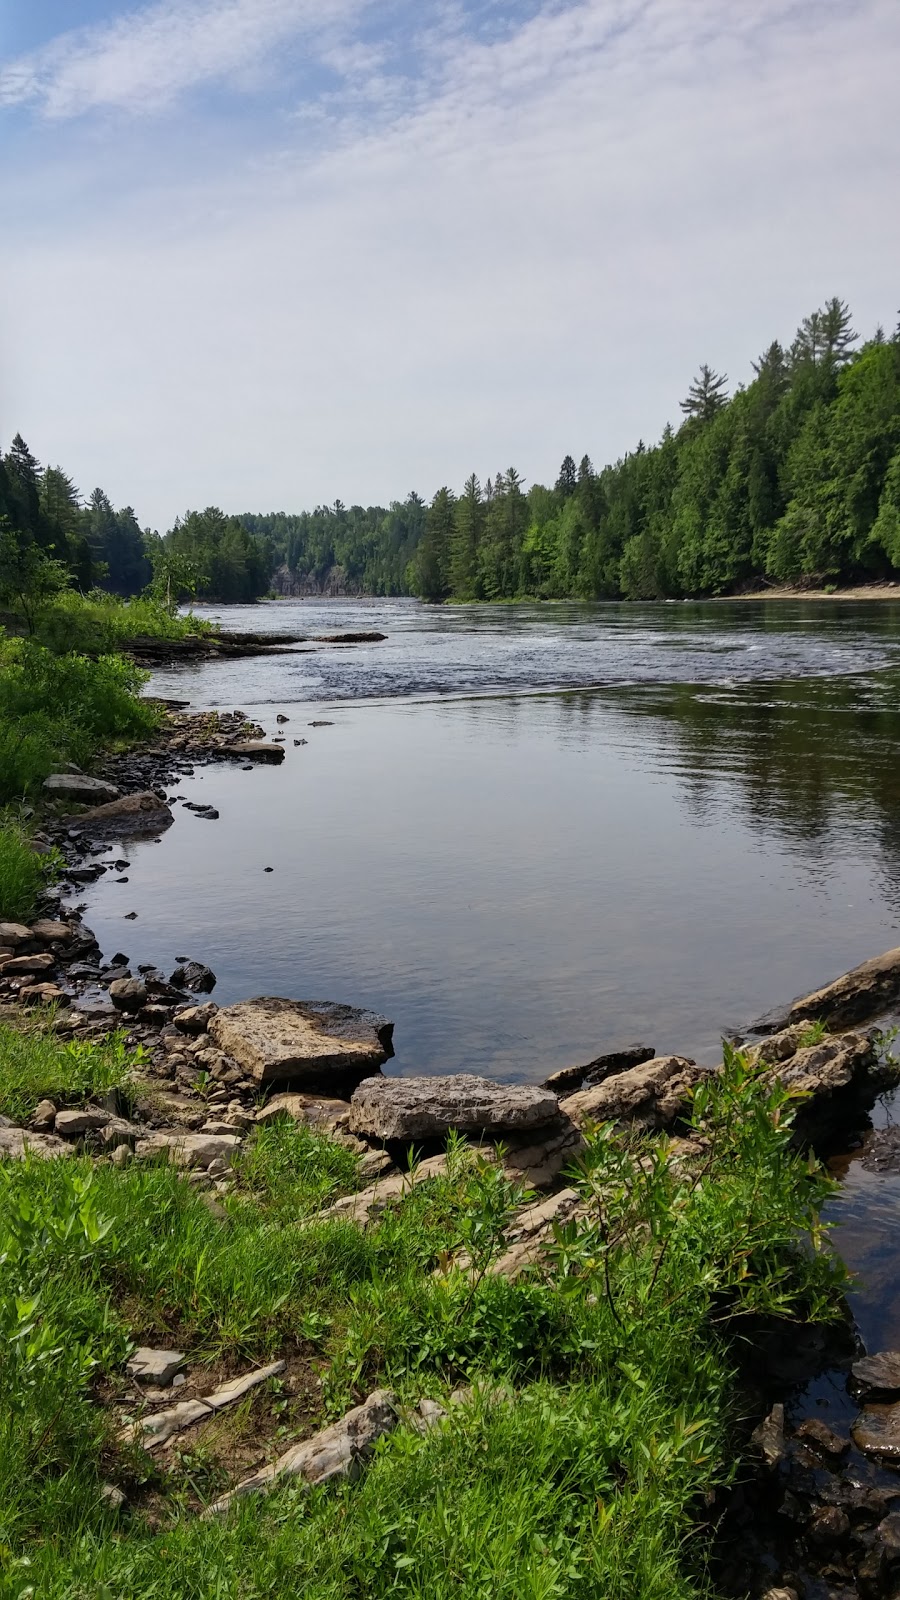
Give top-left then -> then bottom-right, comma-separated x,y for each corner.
0,823 -> 57,922
0,1020 -> 136,1122
30,590 -> 217,655
0,635 -> 159,801
0,1048 -> 847,1598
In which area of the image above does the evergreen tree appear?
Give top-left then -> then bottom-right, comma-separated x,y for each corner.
679,365 -> 729,422
450,475 -> 483,599
555,455 -> 577,498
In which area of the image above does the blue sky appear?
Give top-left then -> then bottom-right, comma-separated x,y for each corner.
1,0 -> 899,528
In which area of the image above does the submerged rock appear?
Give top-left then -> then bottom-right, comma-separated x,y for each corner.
208,997 -> 393,1089
560,1056 -> 704,1131
170,960 -> 216,994
220,741 -> 285,763
348,1075 -> 559,1142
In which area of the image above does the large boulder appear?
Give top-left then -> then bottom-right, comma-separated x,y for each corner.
560,1055 -> 704,1131
751,945 -> 900,1033
69,791 -> 173,833
43,773 -> 120,804
348,1074 -> 559,1142
208,998 -> 393,1089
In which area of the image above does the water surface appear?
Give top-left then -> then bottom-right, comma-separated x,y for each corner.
78,599 -> 900,1081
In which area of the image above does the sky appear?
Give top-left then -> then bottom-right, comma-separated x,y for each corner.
1,0 -> 899,531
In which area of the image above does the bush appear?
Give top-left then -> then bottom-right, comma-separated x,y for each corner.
0,825 -> 55,922
0,637 -> 159,801
32,590 -> 216,655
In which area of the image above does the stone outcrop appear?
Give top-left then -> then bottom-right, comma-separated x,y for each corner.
120,1360 -> 287,1449
348,1074 -> 559,1142
205,1388 -> 399,1517
70,791 -> 173,833
852,1351 -> 900,1399
209,998 -> 393,1089
43,773 -> 121,803
751,945 -> 900,1033
560,1055 -> 704,1131
757,1031 -> 878,1101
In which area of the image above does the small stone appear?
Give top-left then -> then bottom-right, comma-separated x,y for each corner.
100,1483 -> 127,1512
108,977 -> 148,1012
751,1403 -> 786,1467
126,1347 -> 187,1385
110,1143 -> 131,1167
174,1002 -> 219,1034
806,1503 -> 850,1545
31,1098 -> 57,1131
55,1107 -> 111,1136
793,1416 -> 849,1458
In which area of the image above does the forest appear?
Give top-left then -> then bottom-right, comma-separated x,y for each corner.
3,297 -> 900,606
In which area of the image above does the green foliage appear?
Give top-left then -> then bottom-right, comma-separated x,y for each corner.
0,524 -> 70,634
0,1048 -> 846,1596
31,589 -> 215,654
0,826 -> 57,923
0,636 -> 158,801
0,1021 -> 136,1122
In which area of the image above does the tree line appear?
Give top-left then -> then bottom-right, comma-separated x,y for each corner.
3,296 -> 900,608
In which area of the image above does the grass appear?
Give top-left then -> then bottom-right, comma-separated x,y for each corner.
30,591 -> 217,655
0,823 -> 57,922
0,1041 -> 847,1598
0,1020 -> 136,1122
0,635 -> 159,802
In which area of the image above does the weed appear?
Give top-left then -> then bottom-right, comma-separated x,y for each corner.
0,824 -> 58,922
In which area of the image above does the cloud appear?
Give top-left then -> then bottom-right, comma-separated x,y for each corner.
2,0 -> 899,526
0,0 -> 368,118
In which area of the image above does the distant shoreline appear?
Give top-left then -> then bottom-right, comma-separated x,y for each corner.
721,583 -> 900,602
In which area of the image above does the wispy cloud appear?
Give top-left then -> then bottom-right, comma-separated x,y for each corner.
0,0 -> 369,118
2,0 -> 899,526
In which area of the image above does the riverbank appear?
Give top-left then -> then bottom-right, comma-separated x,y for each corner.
4,714 -> 900,1593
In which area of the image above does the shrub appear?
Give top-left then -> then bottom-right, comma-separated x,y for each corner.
0,825 -> 56,922
0,637 -> 158,801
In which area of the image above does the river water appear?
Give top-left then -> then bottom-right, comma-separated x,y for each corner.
80,597 -> 900,1084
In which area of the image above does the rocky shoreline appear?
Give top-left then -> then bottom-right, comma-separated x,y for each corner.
6,705 -> 900,1593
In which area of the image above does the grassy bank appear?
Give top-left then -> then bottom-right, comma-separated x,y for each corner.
0,1026 -> 845,1599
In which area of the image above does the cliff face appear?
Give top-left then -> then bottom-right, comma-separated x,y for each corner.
271,563 -> 366,598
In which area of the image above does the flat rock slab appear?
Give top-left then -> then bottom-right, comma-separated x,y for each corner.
127,1347 -> 187,1385
852,1404 -> 900,1459
120,1361 -> 285,1448
220,742 -> 285,763
255,1092 -> 351,1133
55,1108 -> 110,1136
753,944 -> 900,1032
348,1074 -> 559,1141
318,1153 -> 448,1226
70,791 -> 173,833
561,1056 -> 704,1131
0,922 -> 32,946
205,1388 -> 398,1516
209,997 -> 393,1088
44,773 -> 121,803
852,1351 -> 900,1398
0,1123 -> 72,1160
30,920 -> 74,943
133,1130 -> 242,1169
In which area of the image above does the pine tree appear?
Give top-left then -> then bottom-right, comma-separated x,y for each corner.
679,365 -> 729,422
555,455 -> 577,498
450,474 -> 483,599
